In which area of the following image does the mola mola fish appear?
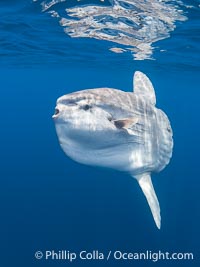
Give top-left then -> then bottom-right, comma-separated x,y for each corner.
52,71 -> 173,229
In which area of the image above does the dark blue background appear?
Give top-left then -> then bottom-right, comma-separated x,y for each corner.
0,1 -> 200,266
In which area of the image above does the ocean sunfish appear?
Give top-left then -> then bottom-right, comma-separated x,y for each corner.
52,71 -> 173,229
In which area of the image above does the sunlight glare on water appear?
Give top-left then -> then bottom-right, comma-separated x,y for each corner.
33,0 -> 187,60
0,0 -> 199,69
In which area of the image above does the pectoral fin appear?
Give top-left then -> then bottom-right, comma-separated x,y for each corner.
114,118 -> 139,134
134,173 -> 161,229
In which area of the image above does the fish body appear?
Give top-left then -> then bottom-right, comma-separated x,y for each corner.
53,71 -> 173,229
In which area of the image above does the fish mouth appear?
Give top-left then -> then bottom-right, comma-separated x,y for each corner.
52,108 -> 60,119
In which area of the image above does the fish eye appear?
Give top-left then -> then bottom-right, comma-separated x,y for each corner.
108,116 -> 112,121
82,104 -> 91,111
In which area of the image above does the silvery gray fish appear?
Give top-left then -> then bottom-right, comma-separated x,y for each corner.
52,71 -> 173,229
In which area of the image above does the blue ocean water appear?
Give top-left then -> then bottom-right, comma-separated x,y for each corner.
1,0 -> 200,266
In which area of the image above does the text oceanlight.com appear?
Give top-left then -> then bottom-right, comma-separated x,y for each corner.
34,250 -> 194,262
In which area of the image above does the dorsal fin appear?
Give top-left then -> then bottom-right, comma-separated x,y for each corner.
133,71 -> 156,105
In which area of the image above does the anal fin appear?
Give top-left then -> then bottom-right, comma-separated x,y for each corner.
134,173 -> 161,229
